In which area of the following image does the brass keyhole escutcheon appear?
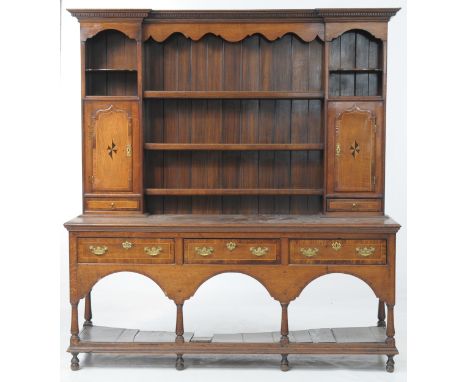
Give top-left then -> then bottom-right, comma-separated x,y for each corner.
122,241 -> 133,250
226,241 -> 237,251
331,241 -> 342,251
336,143 -> 341,156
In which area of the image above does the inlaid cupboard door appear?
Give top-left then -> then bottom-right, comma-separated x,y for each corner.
327,102 -> 383,194
84,101 -> 139,193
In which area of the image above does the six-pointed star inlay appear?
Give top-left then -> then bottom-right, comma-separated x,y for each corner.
350,140 -> 360,158
107,140 -> 117,159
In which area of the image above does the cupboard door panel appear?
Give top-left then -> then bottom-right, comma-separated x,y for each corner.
84,101 -> 139,193
328,102 -> 383,195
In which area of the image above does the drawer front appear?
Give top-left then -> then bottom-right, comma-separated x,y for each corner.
290,239 -> 386,265
184,239 -> 279,264
327,198 -> 382,212
78,238 -> 174,264
85,198 -> 140,211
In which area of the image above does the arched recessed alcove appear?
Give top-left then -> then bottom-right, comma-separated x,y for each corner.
184,273 -> 279,336
80,271 -> 175,331
289,273 -> 378,330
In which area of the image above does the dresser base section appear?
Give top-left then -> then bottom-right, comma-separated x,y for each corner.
68,325 -> 398,356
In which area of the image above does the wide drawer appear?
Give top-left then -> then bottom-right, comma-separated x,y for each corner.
184,239 -> 279,264
327,198 -> 382,212
290,239 -> 386,265
78,238 -> 174,264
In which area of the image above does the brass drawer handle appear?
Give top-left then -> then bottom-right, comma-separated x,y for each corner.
122,241 -> 133,250
89,245 -> 108,256
144,246 -> 163,256
331,241 -> 342,251
195,246 -> 214,257
250,247 -> 269,257
352,202 -> 358,209
356,246 -> 375,257
226,241 -> 237,251
300,247 -> 319,257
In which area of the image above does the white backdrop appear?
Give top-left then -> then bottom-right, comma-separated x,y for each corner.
59,1 -> 406,381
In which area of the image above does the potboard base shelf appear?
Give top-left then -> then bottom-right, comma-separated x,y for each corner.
68,325 -> 398,356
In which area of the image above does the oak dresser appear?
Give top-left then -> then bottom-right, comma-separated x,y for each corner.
65,7 -> 401,372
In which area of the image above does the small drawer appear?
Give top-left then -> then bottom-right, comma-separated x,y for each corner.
290,239 -> 386,265
78,238 -> 174,264
85,198 -> 140,212
184,239 -> 279,264
327,198 -> 382,212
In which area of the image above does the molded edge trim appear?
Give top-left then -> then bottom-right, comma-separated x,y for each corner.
68,8 -> 400,22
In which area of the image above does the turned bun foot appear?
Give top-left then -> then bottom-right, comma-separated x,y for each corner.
175,354 -> 184,370
83,320 -> 93,327
386,355 -> 395,373
70,353 -> 79,371
377,320 -> 386,328
280,354 -> 290,371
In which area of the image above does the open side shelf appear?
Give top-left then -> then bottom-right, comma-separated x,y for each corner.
70,325 -> 397,356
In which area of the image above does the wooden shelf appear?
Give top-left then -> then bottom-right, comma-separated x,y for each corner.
143,91 -> 324,99
329,68 -> 382,72
85,68 -> 137,72
75,325 -> 389,346
84,96 -> 139,101
328,96 -> 383,102
145,188 -> 323,196
144,143 -> 324,151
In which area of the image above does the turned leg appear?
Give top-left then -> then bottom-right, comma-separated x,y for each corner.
70,302 -> 79,345
386,355 -> 395,373
175,302 -> 185,370
70,302 -> 80,370
280,302 -> 289,345
175,354 -> 184,371
385,303 -> 395,344
175,303 -> 184,342
70,352 -> 80,371
385,303 -> 396,372
377,299 -> 386,327
84,291 -> 93,327
279,302 -> 290,371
